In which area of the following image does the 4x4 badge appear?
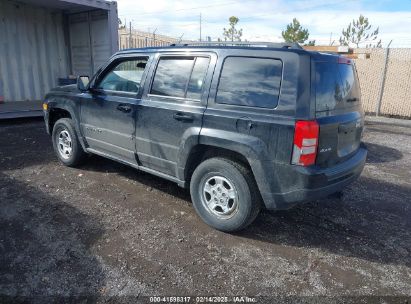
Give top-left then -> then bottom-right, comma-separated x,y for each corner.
320,147 -> 332,153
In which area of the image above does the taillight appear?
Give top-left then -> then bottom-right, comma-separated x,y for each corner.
291,120 -> 319,166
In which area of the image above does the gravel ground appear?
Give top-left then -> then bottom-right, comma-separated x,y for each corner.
0,117 -> 410,302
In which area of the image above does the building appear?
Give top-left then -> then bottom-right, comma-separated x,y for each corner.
0,0 -> 118,104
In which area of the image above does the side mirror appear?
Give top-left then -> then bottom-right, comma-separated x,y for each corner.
77,76 -> 90,92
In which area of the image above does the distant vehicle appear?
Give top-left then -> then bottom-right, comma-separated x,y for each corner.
43,42 -> 367,232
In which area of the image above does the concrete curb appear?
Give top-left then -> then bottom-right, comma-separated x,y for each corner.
365,115 -> 411,128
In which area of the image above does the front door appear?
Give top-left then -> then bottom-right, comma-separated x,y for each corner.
80,56 -> 150,164
136,53 -> 216,177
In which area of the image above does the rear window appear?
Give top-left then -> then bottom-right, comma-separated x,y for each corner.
315,61 -> 360,112
216,57 -> 282,108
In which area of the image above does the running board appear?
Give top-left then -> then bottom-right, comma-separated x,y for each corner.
86,148 -> 186,188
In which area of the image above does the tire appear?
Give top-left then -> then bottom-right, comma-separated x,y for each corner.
190,157 -> 261,232
52,118 -> 86,167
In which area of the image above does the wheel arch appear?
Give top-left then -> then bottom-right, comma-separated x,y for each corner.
47,98 -> 87,152
184,144 -> 252,184
48,107 -> 72,133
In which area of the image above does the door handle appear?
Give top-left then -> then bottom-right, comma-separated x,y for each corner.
173,112 -> 194,122
117,104 -> 132,113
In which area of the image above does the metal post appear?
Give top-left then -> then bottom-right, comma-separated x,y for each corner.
376,40 -> 392,116
129,21 -> 132,48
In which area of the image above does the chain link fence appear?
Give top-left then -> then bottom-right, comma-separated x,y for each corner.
118,28 -> 177,49
354,48 -> 411,119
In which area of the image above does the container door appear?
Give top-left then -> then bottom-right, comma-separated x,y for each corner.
69,11 -> 113,77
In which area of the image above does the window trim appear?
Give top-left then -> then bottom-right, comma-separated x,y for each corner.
148,55 -> 211,102
92,56 -> 150,96
215,56 -> 283,109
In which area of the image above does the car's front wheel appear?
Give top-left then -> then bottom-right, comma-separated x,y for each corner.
190,157 -> 261,232
52,118 -> 86,167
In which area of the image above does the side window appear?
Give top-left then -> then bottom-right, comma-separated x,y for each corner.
186,57 -> 210,100
216,57 -> 282,108
151,57 -> 194,98
96,57 -> 148,93
150,56 -> 210,100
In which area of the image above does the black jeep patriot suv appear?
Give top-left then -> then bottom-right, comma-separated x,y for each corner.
43,42 -> 367,232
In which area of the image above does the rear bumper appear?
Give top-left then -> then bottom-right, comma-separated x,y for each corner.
256,146 -> 367,210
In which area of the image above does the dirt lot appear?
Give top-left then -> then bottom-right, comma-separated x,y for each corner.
0,118 -> 410,302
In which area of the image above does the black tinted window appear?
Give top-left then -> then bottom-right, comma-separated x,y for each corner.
97,58 -> 148,93
186,57 -> 210,100
151,57 -> 194,98
315,62 -> 360,112
216,57 -> 282,108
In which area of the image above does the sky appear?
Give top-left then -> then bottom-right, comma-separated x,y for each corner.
116,0 -> 411,47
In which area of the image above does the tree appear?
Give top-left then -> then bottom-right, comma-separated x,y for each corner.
223,16 -> 243,42
306,40 -> 316,46
339,15 -> 381,48
281,18 -> 310,44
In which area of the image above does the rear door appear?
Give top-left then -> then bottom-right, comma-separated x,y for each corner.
314,56 -> 364,167
136,52 -> 216,176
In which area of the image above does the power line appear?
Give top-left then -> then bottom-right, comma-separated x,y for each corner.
199,0 -> 357,24
199,13 -> 202,41
119,0 -> 240,16
121,0 -> 355,20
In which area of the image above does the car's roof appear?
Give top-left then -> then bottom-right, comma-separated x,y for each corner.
115,43 -> 343,62
116,42 -> 311,56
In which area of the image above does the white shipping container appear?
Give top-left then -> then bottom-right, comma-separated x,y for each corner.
0,0 -> 118,102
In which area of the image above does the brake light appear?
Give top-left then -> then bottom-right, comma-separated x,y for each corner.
291,120 -> 319,166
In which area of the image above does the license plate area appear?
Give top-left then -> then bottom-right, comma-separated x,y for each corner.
337,119 -> 361,157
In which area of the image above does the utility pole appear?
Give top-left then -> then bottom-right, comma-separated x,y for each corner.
199,13 -> 202,41
153,28 -> 157,46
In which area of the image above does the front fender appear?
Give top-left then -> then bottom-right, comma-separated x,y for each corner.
45,94 -> 87,152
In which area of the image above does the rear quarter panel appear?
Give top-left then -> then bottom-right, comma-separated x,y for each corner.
200,49 -> 312,204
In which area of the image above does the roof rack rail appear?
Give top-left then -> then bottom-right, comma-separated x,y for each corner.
169,41 -> 302,49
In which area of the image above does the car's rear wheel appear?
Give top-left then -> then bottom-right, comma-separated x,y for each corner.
190,157 -> 261,232
52,118 -> 86,167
